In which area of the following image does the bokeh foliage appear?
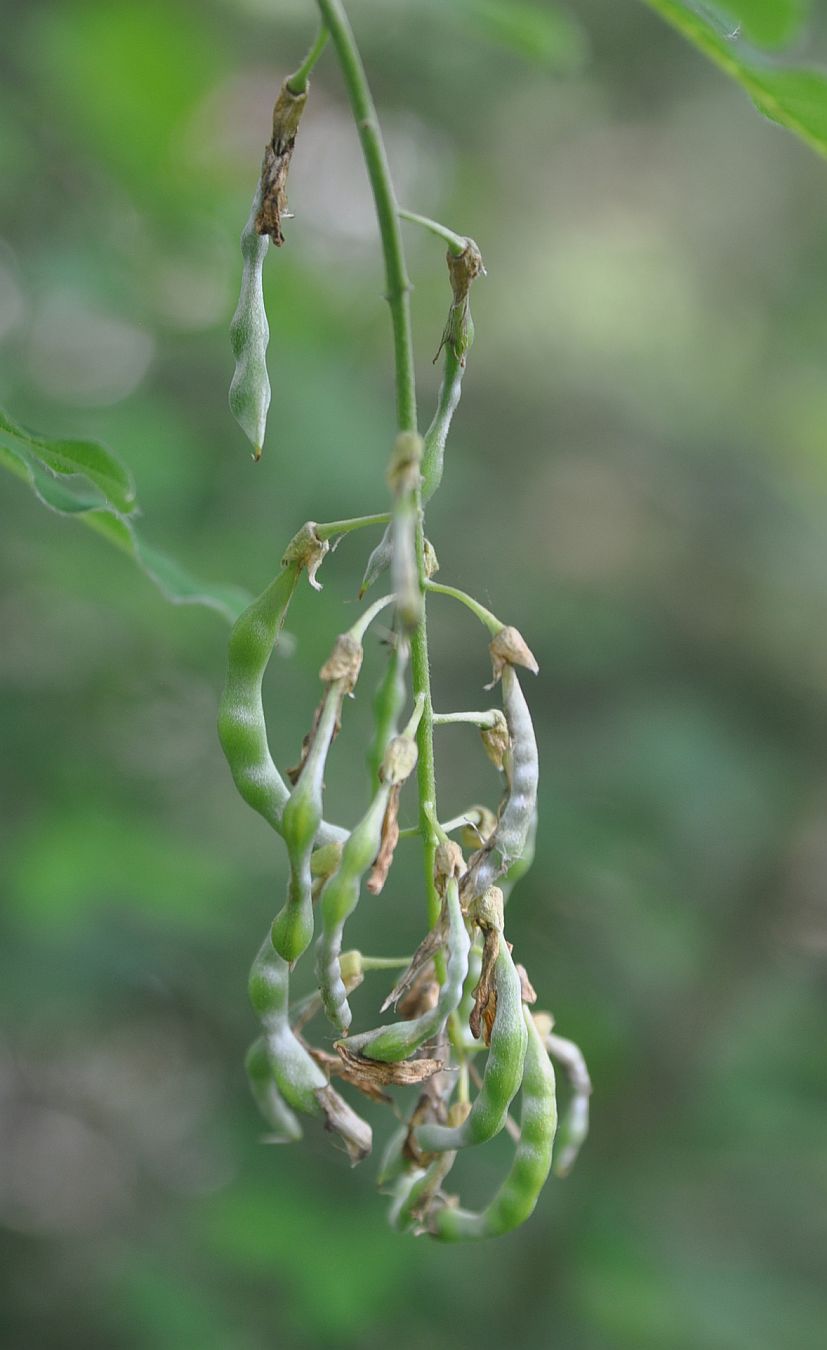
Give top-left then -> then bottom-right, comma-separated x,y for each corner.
1,1 -> 826,1347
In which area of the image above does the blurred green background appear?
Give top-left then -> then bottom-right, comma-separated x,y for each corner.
1,1 -> 826,1346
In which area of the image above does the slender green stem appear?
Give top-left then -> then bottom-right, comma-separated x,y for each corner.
433,709 -> 502,728
426,579 -> 501,635
318,0 -> 440,929
349,593 -> 394,642
286,22 -> 330,94
314,0 -> 415,433
315,512 -> 390,540
359,955 -> 412,971
399,208 -> 467,257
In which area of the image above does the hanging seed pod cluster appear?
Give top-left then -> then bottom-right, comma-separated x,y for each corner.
221,0 -> 591,1241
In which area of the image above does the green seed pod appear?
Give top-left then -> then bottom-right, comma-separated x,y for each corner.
388,1153 -> 455,1235
366,637 -> 408,791
272,685 -> 344,962
315,783 -> 393,1033
359,523 -> 393,598
244,1036 -> 302,1143
218,562 -> 347,859
414,937 -> 528,1154
462,664 -> 539,903
229,188 -> 271,460
342,876 -> 470,1062
430,1006 -> 557,1241
388,432 -> 423,630
422,240 -> 484,502
248,932 -> 371,1163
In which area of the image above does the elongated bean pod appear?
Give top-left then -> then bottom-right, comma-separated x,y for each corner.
272,684 -> 344,961
366,637 -> 408,791
229,188 -> 271,460
462,663 -> 539,903
244,1036 -> 302,1143
248,931 -> 371,1162
546,1023 -> 592,1177
430,1007 -> 557,1240
415,937 -> 527,1154
359,523 -> 393,598
343,876 -> 470,1062
421,344 -> 463,505
217,562 -> 346,848
388,432 -> 423,629
389,1153 -> 455,1234
315,782 -> 393,1032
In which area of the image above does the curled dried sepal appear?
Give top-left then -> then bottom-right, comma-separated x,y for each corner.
516,963 -> 538,1005
320,632 -> 364,690
434,839 -> 464,887
380,917 -> 447,1014
467,886 -> 505,1042
488,625 -> 539,686
336,1044 -> 444,1087
366,784 -> 401,895
380,733 -> 419,786
435,239 -> 485,365
255,81 -> 309,245
229,190 -> 271,459
480,709 -> 510,771
423,538 -> 439,578
282,521 -> 330,590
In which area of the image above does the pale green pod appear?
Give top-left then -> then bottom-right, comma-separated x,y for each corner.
343,876 -> 469,1062
359,523 -> 393,598
217,562 -> 346,849
245,1036 -> 302,1143
421,343 -> 464,504
547,1028 -> 592,1177
366,637 -> 408,791
462,664 -> 539,902
430,1007 -> 557,1241
271,685 -> 344,962
414,939 -> 527,1154
315,783 -> 392,1033
229,188 -> 271,459
248,932 -> 371,1163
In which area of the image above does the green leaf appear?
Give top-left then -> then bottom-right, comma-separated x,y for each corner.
642,1 -> 827,160
0,408 -> 251,624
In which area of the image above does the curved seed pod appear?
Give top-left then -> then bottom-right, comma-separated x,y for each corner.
376,1124 -> 409,1192
272,684 -> 344,962
414,936 -> 528,1154
217,563 -> 346,848
229,188 -> 271,460
430,1007 -> 557,1241
244,1036 -> 302,1143
248,932 -> 371,1163
502,808 -> 537,904
545,1022 -> 592,1178
388,1153 -> 455,1235
315,784 -> 392,1033
422,240 -> 484,503
366,637 -> 408,791
388,432 -> 423,630
359,523 -> 393,598
316,728 -> 419,1032
454,937 -> 484,1051
342,876 -> 470,1062
462,664 -> 539,903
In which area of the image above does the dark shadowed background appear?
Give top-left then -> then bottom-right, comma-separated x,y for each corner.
1,1 -> 826,1347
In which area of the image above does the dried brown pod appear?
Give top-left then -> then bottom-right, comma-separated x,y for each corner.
255,81 -> 309,245
336,1043 -> 443,1087
366,784 -> 401,894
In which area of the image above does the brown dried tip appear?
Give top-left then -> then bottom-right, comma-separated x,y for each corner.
469,927 -> 499,1042
386,431 -> 423,496
282,521 -> 329,590
335,1043 -> 444,1088
255,81 -> 308,246
489,625 -> 539,684
516,963 -> 538,1005
366,784 -> 401,895
315,1083 -> 372,1164
480,710 -> 510,772
286,697 -> 326,785
320,632 -> 364,692
381,919 -> 447,1014
396,964 -> 439,1019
